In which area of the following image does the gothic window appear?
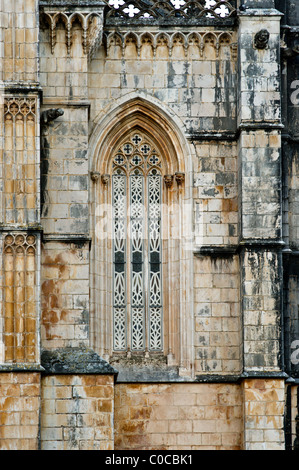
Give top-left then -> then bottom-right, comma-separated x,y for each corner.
91,98 -> 193,375
111,131 -> 163,353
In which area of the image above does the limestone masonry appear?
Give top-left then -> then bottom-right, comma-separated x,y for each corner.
0,0 -> 299,450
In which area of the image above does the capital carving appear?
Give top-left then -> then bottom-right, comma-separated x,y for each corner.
175,172 -> 185,185
90,171 -> 101,182
164,175 -> 174,188
101,174 -> 110,185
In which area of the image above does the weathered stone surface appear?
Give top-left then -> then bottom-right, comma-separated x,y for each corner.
114,383 -> 243,450
41,347 -> 118,375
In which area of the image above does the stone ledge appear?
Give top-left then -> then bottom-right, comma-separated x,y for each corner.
0,364 -> 45,372
239,122 -> 284,131
3,83 -> 42,94
41,347 -> 118,376
42,234 -> 91,244
42,98 -> 91,108
113,364 -> 190,383
194,240 -> 286,257
39,0 -> 106,6
242,370 -> 289,379
187,132 -> 238,142
0,224 -> 43,233
238,7 -> 284,17
194,246 -> 238,257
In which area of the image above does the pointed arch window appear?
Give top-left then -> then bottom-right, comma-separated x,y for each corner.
90,99 -> 194,376
111,130 -> 163,353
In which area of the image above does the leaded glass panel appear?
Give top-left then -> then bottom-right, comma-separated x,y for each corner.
111,131 -> 163,353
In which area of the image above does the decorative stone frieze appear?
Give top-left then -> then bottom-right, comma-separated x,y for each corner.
105,30 -> 237,59
41,8 -> 104,59
104,0 -> 237,23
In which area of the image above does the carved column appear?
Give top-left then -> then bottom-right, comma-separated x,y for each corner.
0,1 -> 41,367
1,94 -> 41,366
0,0 -> 42,451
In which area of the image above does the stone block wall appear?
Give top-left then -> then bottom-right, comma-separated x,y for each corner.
87,30 -> 237,135
193,141 -> 238,247
290,385 -> 299,449
243,379 -> 285,450
114,383 -> 243,450
194,255 -> 241,375
0,372 -> 40,450
40,374 -> 114,450
288,146 -> 299,250
41,105 -> 89,236
241,249 -> 282,372
1,0 -> 39,83
41,241 -> 90,349
239,130 -> 281,241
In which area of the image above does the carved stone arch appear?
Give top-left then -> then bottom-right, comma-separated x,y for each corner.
140,32 -> 154,45
49,12 -> 69,54
202,31 -> 218,58
86,12 -> 103,57
96,111 -> 182,177
155,32 -> 170,47
187,32 -> 201,59
107,31 -> 122,45
187,32 -> 201,45
170,32 -> 187,58
68,13 -> 84,55
106,31 -> 123,59
124,31 -> 139,58
218,31 -> 233,59
219,31 -> 232,45
69,12 -> 85,28
155,32 -> 170,59
89,96 -> 194,378
202,31 -> 217,45
54,12 -> 69,32
140,32 -> 154,59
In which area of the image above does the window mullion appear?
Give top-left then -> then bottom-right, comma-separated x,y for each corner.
112,173 -> 127,352
148,173 -> 163,352
130,173 -> 145,351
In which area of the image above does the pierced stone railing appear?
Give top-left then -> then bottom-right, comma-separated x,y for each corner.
103,0 -> 237,24
39,0 -> 237,25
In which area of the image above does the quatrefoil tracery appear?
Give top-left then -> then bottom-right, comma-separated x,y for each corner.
112,132 -> 162,176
